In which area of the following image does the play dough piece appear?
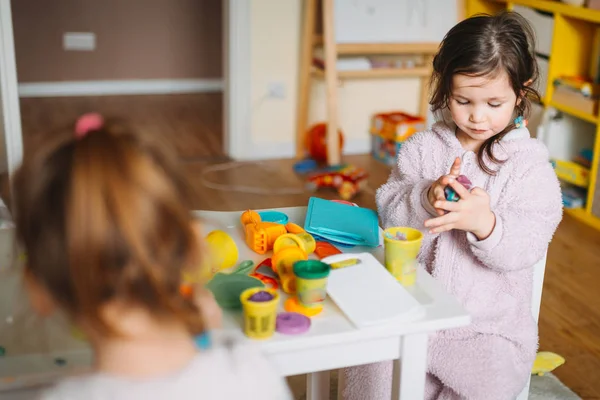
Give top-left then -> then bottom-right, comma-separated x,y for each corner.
248,290 -> 275,302
276,312 -> 311,335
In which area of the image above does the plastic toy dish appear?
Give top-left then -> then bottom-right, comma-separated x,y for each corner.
258,211 -> 289,225
206,274 -> 265,309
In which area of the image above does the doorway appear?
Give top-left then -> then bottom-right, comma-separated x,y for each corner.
0,0 -> 252,195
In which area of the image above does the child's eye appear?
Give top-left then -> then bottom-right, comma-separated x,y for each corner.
456,99 -> 469,105
488,103 -> 502,108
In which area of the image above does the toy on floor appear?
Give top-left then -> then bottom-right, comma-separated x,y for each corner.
444,175 -> 472,202
305,164 -> 368,200
305,122 -> 344,163
532,351 -> 566,376
370,111 -> 425,166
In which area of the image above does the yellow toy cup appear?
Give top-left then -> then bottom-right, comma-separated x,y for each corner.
271,246 -> 307,294
383,227 -> 423,286
295,232 -> 316,254
293,260 -> 330,309
273,233 -> 316,254
240,287 -> 280,339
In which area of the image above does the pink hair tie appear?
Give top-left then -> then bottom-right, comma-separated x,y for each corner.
75,113 -> 104,139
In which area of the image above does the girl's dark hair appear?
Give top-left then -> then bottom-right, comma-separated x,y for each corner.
430,11 -> 540,174
12,117 -> 206,336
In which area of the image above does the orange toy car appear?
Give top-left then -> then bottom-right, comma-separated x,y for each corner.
305,164 -> 368,200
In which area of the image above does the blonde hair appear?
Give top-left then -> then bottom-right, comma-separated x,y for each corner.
13,117 -> 205,336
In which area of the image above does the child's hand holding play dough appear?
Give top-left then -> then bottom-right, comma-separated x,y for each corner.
427,157 -> 462,216
424,179 -> 496,240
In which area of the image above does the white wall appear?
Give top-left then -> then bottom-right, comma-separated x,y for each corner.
248,0 -> 424,159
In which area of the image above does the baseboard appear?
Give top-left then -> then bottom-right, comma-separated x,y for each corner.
235,137 -> 370,161
18,79 -> 224,98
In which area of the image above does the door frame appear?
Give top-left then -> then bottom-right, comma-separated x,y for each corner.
0,0 -> 23,181
224,0 -> 251,160
1,0 -> 245,178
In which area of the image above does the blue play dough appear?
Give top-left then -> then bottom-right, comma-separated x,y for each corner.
195,332 -> 211,349
258,211 -> 289,225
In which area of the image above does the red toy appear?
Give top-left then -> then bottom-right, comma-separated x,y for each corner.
305,164 -> 368,200
305,123 -> 344,163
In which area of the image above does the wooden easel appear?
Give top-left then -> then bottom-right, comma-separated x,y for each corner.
296,0 -> 465,165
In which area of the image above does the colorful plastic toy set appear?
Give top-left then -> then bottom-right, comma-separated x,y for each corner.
235,209 -> 340,339
370,111 -> 425,166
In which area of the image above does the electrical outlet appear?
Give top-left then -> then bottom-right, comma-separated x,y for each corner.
267,82 -> 286,99
63,32 -> 96,51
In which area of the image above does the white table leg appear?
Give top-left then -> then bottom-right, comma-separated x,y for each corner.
307,370 -> 330,400
392,333 -> 428,400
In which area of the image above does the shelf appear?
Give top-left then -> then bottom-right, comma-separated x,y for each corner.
549,100 -> 598,124
552,159 -> 590,188
336,42 -> 440,56
312,66 -> 431,79
311,37 -> 440,56
505,0 -> 600,24
565,207 -> 600,230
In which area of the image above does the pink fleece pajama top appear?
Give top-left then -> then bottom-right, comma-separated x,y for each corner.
340,122 -> 563,400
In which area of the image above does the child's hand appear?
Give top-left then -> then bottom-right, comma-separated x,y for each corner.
424,178 -> 496,240
427,157 -> 461,216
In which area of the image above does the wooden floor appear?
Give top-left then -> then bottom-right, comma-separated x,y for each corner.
16,94 -> 600,399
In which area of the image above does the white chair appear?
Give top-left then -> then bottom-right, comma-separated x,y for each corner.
516,251 -> 548,400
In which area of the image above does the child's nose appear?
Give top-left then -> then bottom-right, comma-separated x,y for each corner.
469,108 -> 485,123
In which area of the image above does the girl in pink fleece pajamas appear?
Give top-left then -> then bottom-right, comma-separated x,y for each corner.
340,11 -> 563,400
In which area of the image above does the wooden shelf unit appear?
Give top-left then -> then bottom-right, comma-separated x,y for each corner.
468,0 -> 600,231
296,0 -> 453,165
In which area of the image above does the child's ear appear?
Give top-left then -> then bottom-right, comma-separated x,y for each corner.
23,269 -> 56,317
517,79 -> 534,106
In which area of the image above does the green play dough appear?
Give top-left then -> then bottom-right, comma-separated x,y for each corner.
206,274 -> 264,309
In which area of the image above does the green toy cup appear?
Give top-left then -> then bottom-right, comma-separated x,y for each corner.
293,260 -> 331,309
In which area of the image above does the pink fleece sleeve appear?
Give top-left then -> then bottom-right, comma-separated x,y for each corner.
466,160 -> 563,271
376,134 -> 438,258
